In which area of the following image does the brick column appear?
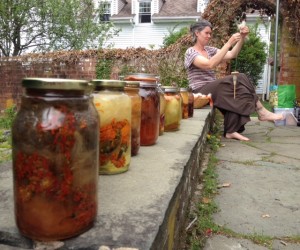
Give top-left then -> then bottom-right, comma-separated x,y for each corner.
279,18 -> 300,99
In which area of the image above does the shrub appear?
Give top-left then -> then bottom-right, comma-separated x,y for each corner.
232,24 -> 267,86
160,25 -> 190,87
158,46 -> 189,87
96,58 -> 113,79
0,105 -> 17,129
162,25 -> 189,47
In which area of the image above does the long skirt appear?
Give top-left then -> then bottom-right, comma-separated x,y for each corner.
195,73 -> 259,135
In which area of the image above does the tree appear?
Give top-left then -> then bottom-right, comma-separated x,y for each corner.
0,0 -> 119,57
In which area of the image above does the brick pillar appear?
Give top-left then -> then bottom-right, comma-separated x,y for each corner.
279,18 -> 300,99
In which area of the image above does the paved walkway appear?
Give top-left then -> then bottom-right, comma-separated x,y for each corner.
203,118 -> 300,250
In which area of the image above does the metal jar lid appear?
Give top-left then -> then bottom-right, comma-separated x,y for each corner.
180,87 -> 188,92
124,81 -> 140,88
90,79 -> 126,89
22,78 -> 92,91
163,86 -> 179,93
139,81 -> 157,88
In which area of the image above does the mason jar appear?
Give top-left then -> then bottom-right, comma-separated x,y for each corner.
125,81 -> 142,156
157,84 -> 166,135
180,88 -> 189,119
91,79 -> 131,174
164,86 -> 181,132
12,78 -> 99,241
125,73 -> 160,146
188,87 -> 194,118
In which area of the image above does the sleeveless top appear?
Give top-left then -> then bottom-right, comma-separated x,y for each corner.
184,46 -> 218,91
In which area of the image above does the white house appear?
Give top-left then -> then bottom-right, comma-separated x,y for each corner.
100,0 -> 208,49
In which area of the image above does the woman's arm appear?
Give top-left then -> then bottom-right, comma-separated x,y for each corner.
192,33 -> 242,70
193,26 -> 250,69
223,26 -> 250,60
223,38 -> 245,60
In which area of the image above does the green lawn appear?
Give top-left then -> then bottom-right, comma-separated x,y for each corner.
0,129 -> 12,163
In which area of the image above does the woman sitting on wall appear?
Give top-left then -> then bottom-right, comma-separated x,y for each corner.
184,20 -> 283,141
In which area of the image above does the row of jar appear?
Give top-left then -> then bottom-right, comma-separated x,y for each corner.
95,77 -> 195,172
11,76 -> 195,241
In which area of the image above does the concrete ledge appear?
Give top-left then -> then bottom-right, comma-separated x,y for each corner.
0,108 -> 213,250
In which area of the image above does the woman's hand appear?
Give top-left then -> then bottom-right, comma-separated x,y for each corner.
227,33 -> 242,47
240,26 -> 249,39
223,29 -> 248,61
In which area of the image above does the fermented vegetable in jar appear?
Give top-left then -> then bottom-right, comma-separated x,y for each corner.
125,81 -> 142,156
12,78 -> 99,241
188,87 -> 194,118
138,81 -> 160,145
180,88 -> 189,119
164,86 -> 181,131
157,84 -> 166,135
91,79 -> 131,174
125,73 -> 160,146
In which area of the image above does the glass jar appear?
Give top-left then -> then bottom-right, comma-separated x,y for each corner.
12,78 -> 99,241
125,73 -> 160,146
164,86 -> 181,132
180,88 -> 189,119
188,87 -> 194,118
91,80 -> 131,174
157,84 -> 166,135
124,81 -> 142,156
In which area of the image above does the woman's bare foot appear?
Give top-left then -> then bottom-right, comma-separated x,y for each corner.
257,107 -> 284,122
225,132 -> 250,141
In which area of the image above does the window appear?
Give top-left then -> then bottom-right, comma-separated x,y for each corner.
139,1 -> 151,23
100,2 -> 111,22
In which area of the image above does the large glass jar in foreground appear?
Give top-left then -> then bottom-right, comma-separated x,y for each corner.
91,80 -> 131,174
125,81 -> 142,156
164,86 -> 181,132
12,78 -> 99,241
125,73 -> 160,146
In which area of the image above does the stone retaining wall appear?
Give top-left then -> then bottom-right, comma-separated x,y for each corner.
0,108 -> 213,250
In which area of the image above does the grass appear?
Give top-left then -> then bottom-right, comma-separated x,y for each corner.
0,105 -> 16,163
185,111 -> 223,249
0,130 -> 12,163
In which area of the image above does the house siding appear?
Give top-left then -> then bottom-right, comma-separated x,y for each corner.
107,0 -> 201,48
153,0 -> 159,14
111,0 -> 117,15
132,0 -> 136,14
107,22 -> 192,49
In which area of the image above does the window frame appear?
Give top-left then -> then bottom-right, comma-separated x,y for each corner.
138,1 -> 151,24
99,2 -> 111,22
